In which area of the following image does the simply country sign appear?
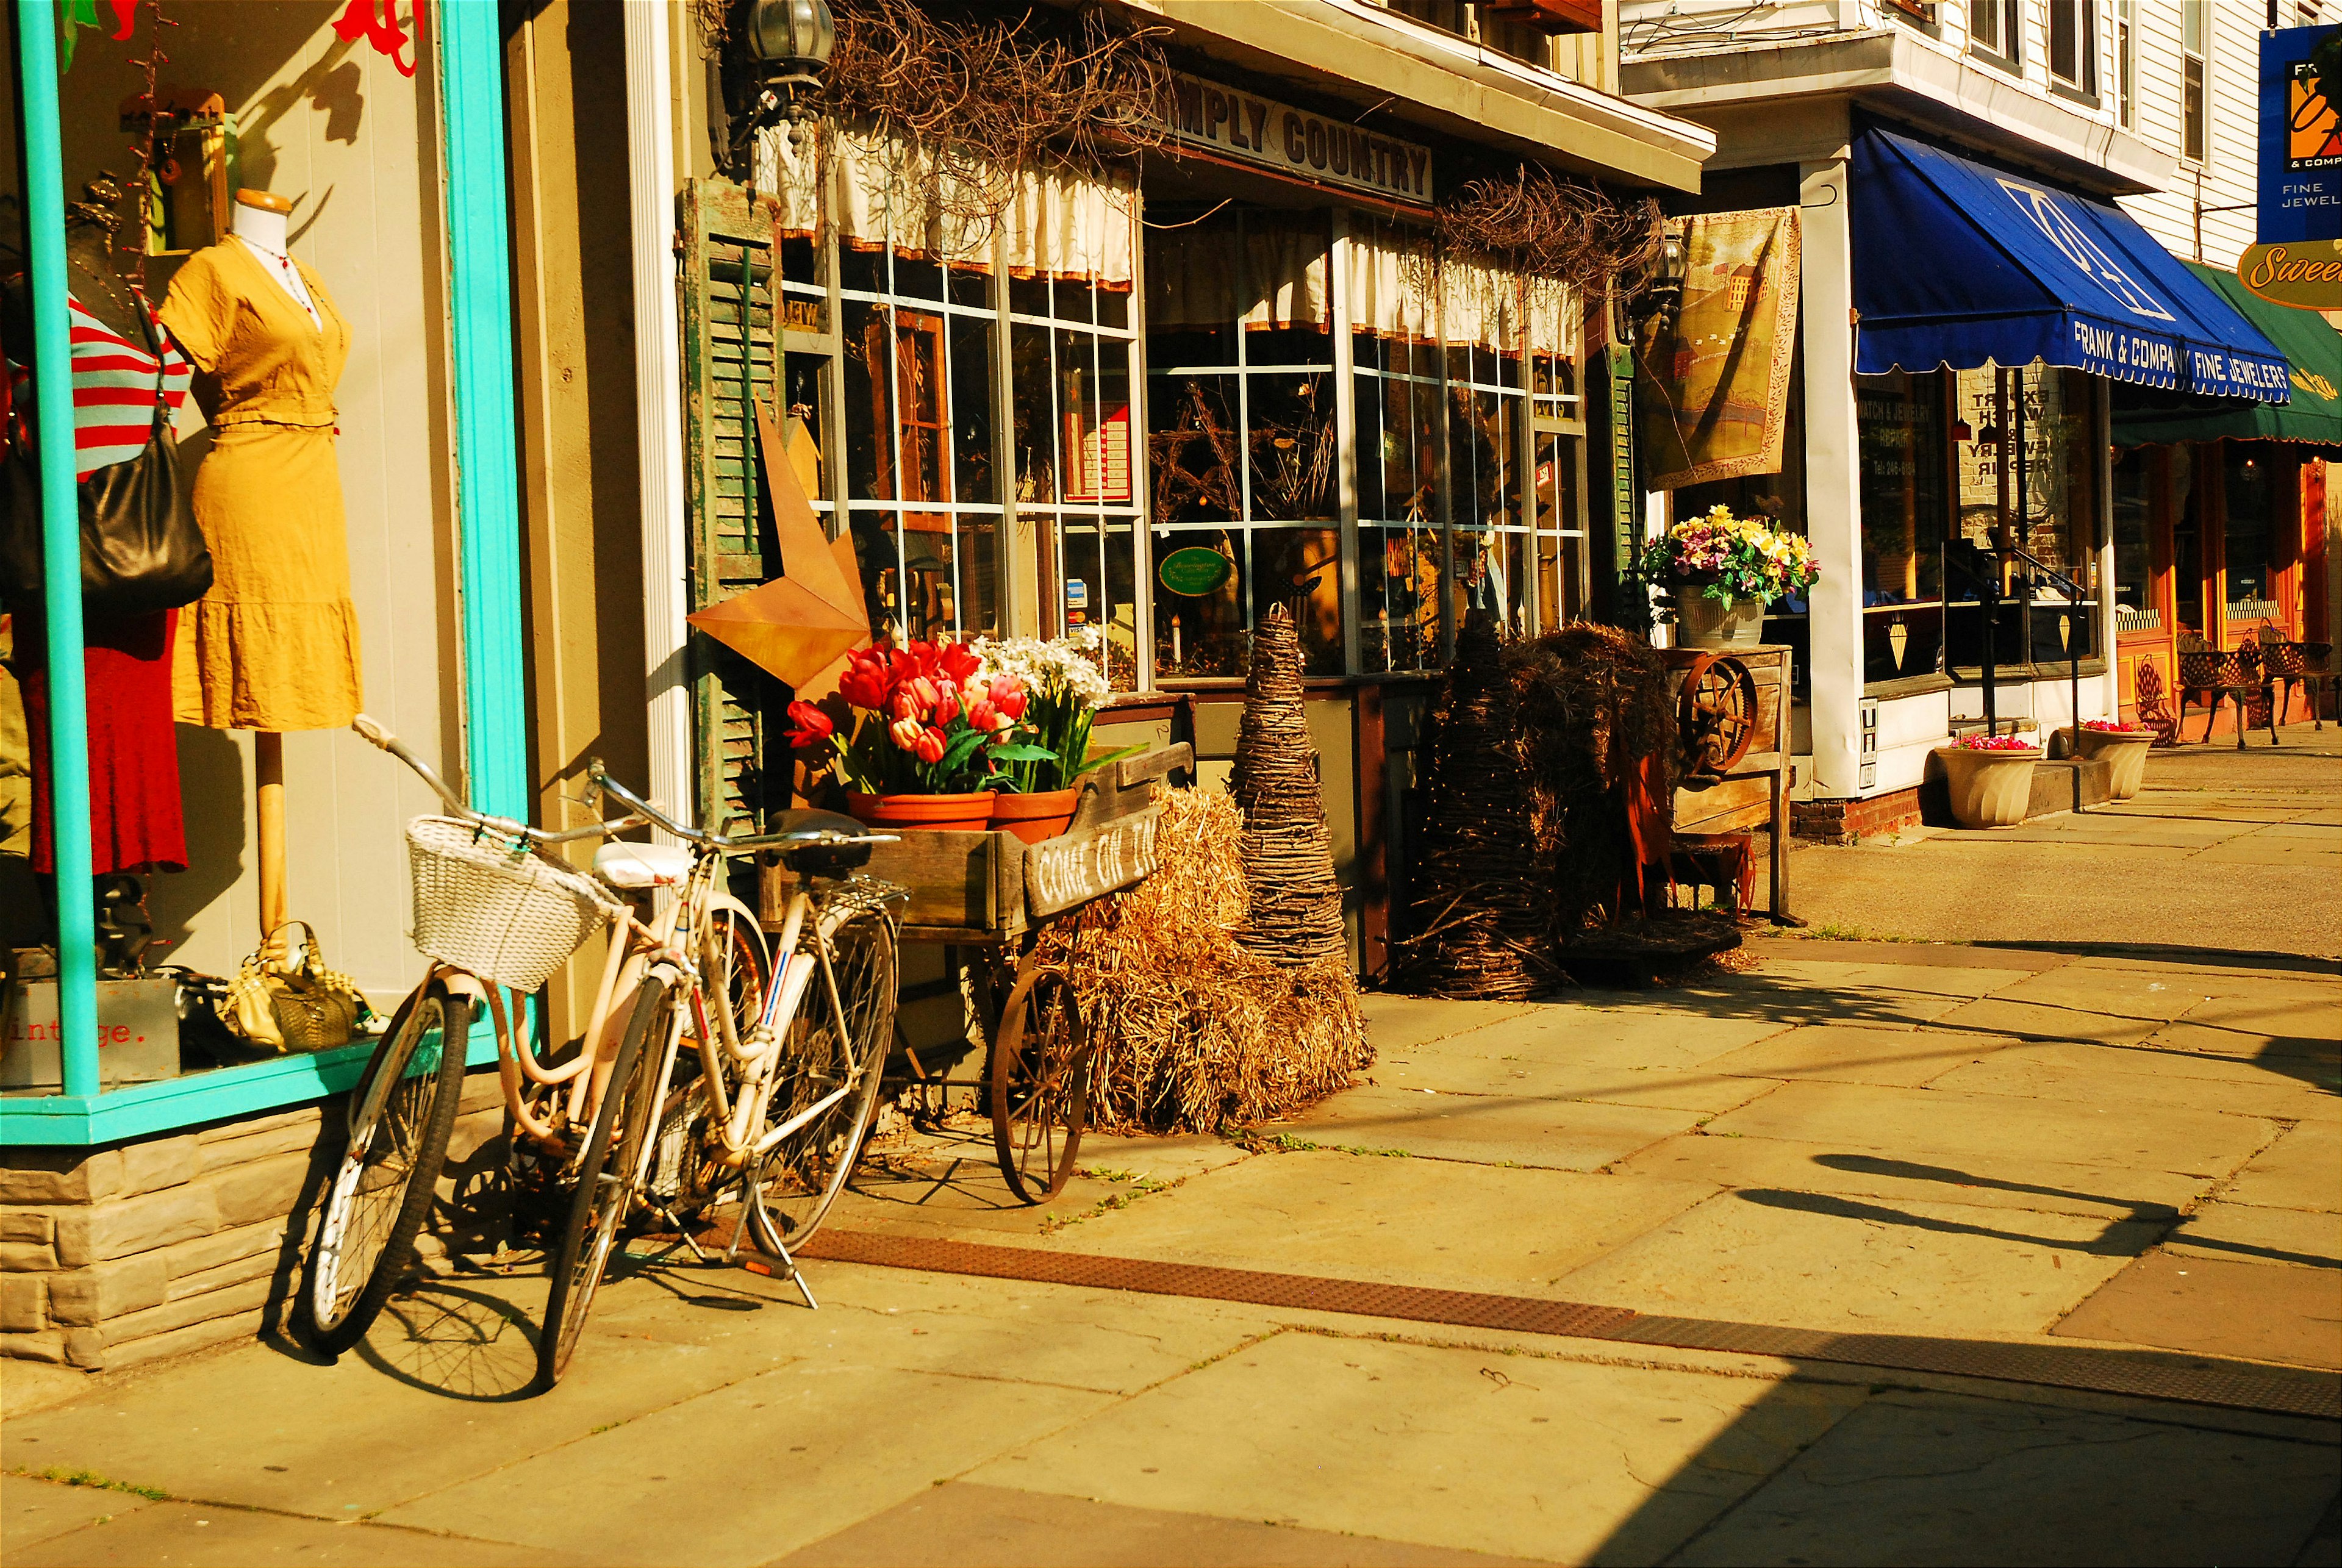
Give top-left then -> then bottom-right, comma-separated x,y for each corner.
1151,73 -> 1434,208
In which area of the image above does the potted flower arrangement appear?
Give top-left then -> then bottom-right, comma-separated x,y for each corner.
784,639 -> 1056,832
1645,505 -> 1819,649
971,626 -> 1139,844
1933,732 -> 2044,829
2074,717 -> 2157,801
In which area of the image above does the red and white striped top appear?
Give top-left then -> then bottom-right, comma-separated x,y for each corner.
4,294 -> 192,481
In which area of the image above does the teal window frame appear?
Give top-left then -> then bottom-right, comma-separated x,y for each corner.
2,0 -> 526,1145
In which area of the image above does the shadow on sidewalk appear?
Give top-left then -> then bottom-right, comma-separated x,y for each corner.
1968,939 -> 2342,978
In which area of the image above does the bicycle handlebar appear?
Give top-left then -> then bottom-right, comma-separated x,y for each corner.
351,715 -> 645,845
584,759 -> 898,855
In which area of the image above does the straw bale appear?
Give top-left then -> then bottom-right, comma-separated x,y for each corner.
1030,787 -> 1369,1134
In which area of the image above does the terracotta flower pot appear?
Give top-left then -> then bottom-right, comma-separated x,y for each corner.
988,787 -> 1081,845
845,792 -> 994,833
1676,593 -> 1767,650
2075,727 -> 2156,801
1934,745 -> 2043,829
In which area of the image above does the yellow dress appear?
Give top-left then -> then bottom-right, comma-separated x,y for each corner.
159,241 -> 363,731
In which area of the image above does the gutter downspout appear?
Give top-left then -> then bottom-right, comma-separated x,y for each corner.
626,0 -> 694,832
17,0 -> 99,1098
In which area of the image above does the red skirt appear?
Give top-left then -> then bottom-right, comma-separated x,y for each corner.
21,608 -> 187,876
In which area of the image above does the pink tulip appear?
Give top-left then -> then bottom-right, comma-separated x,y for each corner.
888,717 -> 923,753
988,675 -> 1028,722
967,698 -> 999,732
931,686 -> 961,725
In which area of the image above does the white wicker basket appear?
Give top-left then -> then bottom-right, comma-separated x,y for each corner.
405,816 -> 617,993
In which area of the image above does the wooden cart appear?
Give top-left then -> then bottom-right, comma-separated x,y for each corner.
1664,646 -> 1794,923
761,743 -> 1192,1204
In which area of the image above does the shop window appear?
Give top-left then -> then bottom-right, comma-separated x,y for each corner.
1947,363 -> 2102,676
840,247 -> 1003,646
1855,371 -> 1947,686
2171,443 -> 2206,637
2222,443 -> 2280,628
1445,271 -> 1533,653
1146,209 -> 1341,678
1013,274 -> 1143,690
2111,446 -> 2158,631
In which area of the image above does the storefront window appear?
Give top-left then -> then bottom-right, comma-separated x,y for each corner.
840,247 -> 1003,646
1855,371 -> 1946,685
1145,209 -> 1341,677
2171,442 -> 2205,637
1947,363 -> 2101,675
2222,443 -> 2279,628
1444,264 -> 1531,648
2111,446 -> 2158,631
1351,229 -> 1444,673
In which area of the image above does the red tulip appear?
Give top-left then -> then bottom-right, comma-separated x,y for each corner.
913,726 -> 947,765
931,686 -> 961,725
967,698 -> 998,733
783,700 -> 834,751
903,676 -> 942,715
891,690 -> 922,724
837,653 -> 890,712
939,640 -> 981,685
987,675 -> 1028,723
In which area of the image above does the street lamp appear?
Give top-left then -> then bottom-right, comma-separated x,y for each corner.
722,0 -> 836,172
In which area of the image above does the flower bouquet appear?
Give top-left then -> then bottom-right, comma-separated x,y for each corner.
1644,505 -> 1819,648
784,639 -> 1057,832
970,626 -> 1142,843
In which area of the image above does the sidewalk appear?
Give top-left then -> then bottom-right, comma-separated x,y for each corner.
4,734 -> 2336,1566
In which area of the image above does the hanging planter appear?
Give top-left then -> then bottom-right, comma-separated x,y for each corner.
2075,720 -> 2157,801
1935,735 -> 2043,829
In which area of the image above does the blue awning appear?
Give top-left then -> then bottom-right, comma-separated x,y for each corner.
1850,127 -> 2291,403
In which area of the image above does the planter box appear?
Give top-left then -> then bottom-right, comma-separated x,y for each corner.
2074,728 -> 2155,801
1933,746 -> 2044,829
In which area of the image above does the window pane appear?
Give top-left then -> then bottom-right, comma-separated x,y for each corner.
2112,446 -> 2157,630
951,314 -> 997,505
1148,374 -> 1242,523
954,512 -> 1001,639
1252,525 -> 1344,675
1362,523 -> 1441,674
1247,372 -> 1336,521
842,299 -> 893,501
2224,445 -> 2277,620
1153,532 -> 1245,677
1011,323 -> 1057,506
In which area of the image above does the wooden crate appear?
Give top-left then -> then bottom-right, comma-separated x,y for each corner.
759,744 -> 1192,943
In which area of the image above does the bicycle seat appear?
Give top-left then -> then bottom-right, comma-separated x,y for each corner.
594,840 -> 693,889
766,809 -> 876,877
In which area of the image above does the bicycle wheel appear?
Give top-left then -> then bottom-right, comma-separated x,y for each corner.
537,976 -> 671,1390
989,959 -> 1090,1204
299,981 -> 469,1356
746,900 -> 897,1255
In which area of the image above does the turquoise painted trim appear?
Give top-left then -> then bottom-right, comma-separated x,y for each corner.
0,1031 -> 496,1147
0,0 -> 534,1147
16,1 -> 100,1099
438,0 -> 528,823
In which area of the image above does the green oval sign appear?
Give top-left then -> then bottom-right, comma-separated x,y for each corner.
1159,546 -> 1233,597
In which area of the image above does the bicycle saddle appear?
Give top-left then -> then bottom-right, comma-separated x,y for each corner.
594,840 -> 693,889
767,809 -> 877,877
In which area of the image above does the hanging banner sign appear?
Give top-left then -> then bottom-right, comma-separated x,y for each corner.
2258,26 -> 2340,246
1151,73 -> 1434,209
2238,240 -> 2342,311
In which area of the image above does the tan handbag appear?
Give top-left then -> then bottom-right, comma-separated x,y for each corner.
219,922 -> 370,1053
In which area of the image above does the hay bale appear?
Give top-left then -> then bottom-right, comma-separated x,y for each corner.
1031,787 -> 1370,1134
1504,622 -> 1677,940
1386,610 -> 1560,999
1228,605 -> 1347,968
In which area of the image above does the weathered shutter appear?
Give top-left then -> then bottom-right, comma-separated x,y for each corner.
680,177 -> 785,834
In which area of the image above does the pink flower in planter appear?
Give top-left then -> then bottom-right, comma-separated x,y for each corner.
1957,734 -> 2038,751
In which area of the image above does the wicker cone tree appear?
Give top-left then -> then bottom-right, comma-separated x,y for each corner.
1388,610 -> 1559,999
1229,605 -> 1347,968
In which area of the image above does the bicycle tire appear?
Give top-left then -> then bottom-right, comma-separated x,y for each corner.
299,983 -> 469,1356
537,976 -> 670,1390
747,901 -> 897,1255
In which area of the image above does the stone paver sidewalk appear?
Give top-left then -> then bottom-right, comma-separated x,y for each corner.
4,732 -> 2337,1566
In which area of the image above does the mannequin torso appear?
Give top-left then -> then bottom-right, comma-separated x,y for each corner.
229,193 -> 320,329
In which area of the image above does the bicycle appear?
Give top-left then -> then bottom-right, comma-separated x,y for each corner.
298,716 -> 901,1392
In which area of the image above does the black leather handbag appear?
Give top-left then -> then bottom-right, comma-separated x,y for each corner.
0,298 -> 211,618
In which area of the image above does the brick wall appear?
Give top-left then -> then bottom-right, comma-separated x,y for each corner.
1,1073 -> 503,1372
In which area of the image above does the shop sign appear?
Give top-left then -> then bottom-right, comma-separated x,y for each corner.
2237,240 -> 2342,312
1158,545 -> 1234,597
1152,73 -> 1433,208
2258,26 -> 2340,246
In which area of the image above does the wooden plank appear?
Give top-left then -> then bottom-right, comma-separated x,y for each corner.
1114,742 -> 1194,789
1674,774 -> 1772,836
1025,807 -> 1165,919
765,828 -> 1003,932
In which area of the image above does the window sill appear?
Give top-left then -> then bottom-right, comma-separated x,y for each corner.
1947,659 -> 2108,682
1863,672 -> 1955,701
2049,81 -> 2100,110
1969,46 -> 2024,79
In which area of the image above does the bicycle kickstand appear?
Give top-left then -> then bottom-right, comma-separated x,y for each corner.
736,1183 -> 818,1311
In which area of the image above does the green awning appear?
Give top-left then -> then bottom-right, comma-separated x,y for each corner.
2111,263 -> 2342,448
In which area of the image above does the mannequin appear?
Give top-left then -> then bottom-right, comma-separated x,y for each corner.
162,187 -> 362,945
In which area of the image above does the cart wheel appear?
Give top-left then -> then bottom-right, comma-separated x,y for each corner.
988,957 -> 1090,1204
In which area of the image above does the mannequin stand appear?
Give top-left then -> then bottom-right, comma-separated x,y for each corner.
255,731 -> 287,943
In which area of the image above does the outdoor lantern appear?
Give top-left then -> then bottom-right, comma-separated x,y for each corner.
745,0 -> 835,98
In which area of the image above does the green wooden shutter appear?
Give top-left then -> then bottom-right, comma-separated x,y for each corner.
680,177 -> 785,835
